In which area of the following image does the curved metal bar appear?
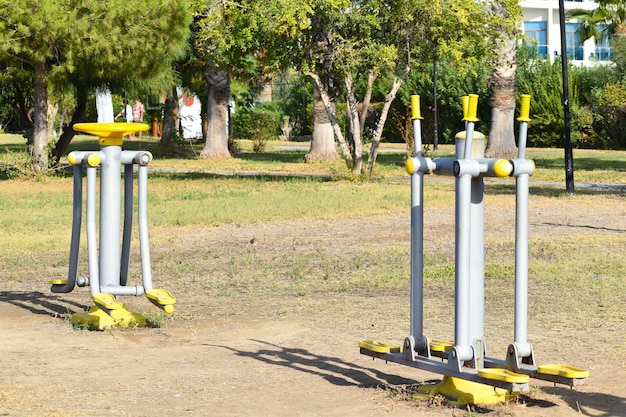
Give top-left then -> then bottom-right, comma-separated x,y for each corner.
137,165 -> 153,292
120,163 -> 134,286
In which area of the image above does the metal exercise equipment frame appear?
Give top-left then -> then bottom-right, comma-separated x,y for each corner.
49,122 -> 176,330
359,94 -> 588,403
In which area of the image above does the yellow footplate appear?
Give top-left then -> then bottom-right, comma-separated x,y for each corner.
93,293 -> 124,310
146,289 -> 176,314
478,368 -> 530,384
430,339 -> 454,352
359,340 -> 402,354
537,364 -> 589,379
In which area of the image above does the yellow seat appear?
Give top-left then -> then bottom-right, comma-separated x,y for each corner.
537,364 -> 589,379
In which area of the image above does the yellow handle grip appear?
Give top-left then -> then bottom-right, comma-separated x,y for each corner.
517,94 -> 531,122
461,96 -> 469,121
411,95 -> 423,120
466,94 -> 479,123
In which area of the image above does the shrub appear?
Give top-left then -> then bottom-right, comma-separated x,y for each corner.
232,102 -> 281,152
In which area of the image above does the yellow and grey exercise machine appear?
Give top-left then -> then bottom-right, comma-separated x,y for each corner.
359,94 -> 588,404
49,122 -> 176,329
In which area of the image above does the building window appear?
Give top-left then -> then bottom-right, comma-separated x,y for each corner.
565,23 -> 584,60
594,25 -> 612,61
524,21 -> 548,58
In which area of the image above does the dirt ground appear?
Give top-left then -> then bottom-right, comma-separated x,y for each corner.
1,181 -> 625,417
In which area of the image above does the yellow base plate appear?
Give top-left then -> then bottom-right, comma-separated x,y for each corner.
419,376 -> 516,405
537,364 -> 589,379
359,340 -> 402,353
48,279 -> 68,285
71,305 -> 146,330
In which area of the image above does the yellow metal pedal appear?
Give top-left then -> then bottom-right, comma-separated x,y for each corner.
359,340 -> 402,354
146,289 -> 176,314
478,368 -> 530,384
537,364 -> 589,379
48,279 -> 68,285
430,339 -> 454,352
92,293 -> 124,310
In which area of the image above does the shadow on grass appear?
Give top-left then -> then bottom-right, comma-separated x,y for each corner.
151,170 -> 335,183
0,291 -> 88,318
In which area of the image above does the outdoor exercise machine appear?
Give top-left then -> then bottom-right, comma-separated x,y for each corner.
359,94 -> 588,404
49,122 -> 176,329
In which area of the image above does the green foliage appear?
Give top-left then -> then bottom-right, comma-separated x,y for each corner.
391,61 -> 490,145
232,102 -> 282,152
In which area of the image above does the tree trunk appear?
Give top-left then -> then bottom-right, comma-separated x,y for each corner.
159,90 -> 179,157
359,71 -> 377,139
366,68 -> 408,176
345,72 -> 362,174
305,83 -> 337,162
485,8 -> 518,159
201,65 -> 231,159
31,62 -> 49,172
51,86 -> 88,165
307,71 -> 353,168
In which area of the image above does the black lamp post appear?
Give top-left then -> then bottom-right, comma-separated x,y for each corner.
558,0 -> 576,195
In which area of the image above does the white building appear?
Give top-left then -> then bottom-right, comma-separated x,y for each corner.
521,0 -> 611,65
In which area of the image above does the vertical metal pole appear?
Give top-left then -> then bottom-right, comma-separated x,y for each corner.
138,164 -> 154,291
558,0 -> 575,195
469,156 -> 485,364
454,94 -> 480,357
120,164 -> 134,287
455,172 -> 472,352
409,95 -> 425,347
433,56 -> 439,151
99,145 -> 122,290
86,165 -> 100,296
514,95 -> 532,356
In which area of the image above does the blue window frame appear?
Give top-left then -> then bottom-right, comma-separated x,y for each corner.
524,21 -> 548,58
565,23 -> 584,60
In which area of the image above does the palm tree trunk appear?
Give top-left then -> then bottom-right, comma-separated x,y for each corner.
485,15 -> 518,159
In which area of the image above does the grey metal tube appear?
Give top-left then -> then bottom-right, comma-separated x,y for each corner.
99,145 -> 122,289
410,118 -> 426,350
100,285 -> 145,296
518,124 -> 528,160
469,177 -> 486,364
513,120 -> 532,357
138,165 -> 154,292
86,166 -> 100,296
514,172 -> 531,357
454,173 -> 473,360
120,163 -> 134,286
